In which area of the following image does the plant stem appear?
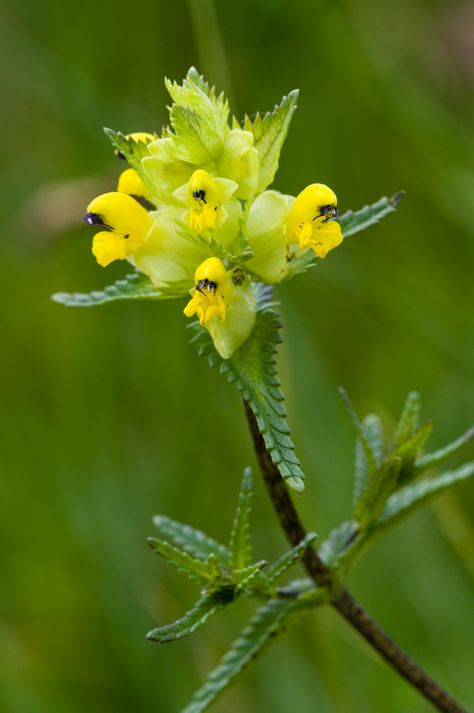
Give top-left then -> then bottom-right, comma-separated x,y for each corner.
244,401 -> 467,713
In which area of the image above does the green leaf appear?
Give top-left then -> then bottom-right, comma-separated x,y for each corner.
168,105 -> 216,162
355,458 -> 402,527
234,561 -> 267,593
52,272 -> 189,307
339,389 -> 378,486
190,285 -> 305,492
375,462 -> 474,536
165,68 -> 229,155
261,532 -> 318,587
103,127 -> 155,191
181,582 -> 317,713
228,467 -> 253,570
319,521 -> 358,567
353,414 -> 385,509
153,515 -> 231,566
394,391 -> 422,446
394,421 -> 433,483
339,192 -> 404,238
244,90 -> 299,192
147,595 -> 223,644
414,425 -> 474,476
147,537 -> 212,584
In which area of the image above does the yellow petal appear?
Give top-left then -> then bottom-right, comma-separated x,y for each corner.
126,132 -> 156,143
117,168 -> 154,205
86,192 -> 152,238
92,231 -> 134,267
309,220 -> 343,258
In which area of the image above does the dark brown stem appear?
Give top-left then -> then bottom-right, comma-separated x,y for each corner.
244,401 -> 467,713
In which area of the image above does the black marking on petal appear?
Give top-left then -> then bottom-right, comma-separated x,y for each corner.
83,213 -> 113,231
84,212 -> 105,226
196,278 -> 217,294
314,204 -> 339,222
192,189 -> 207,203
130,194 -> 156,211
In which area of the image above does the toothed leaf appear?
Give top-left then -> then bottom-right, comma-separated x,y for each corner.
261,532 -> 317,587
52,272 -> 188,307
353,414 -> 385,508
190,284 -> 305,492
375,462 -> 474,535
339,192 -> 404,237
148,537 -> 212,584
147,595 -> 223,643
245,90 -> 299,192
153,515 -> 230,566
394,391 -> 422,446
355,458 -> 402,527
228,468 -> 253,570
414,426 -> 474,476
319,521 -> 358,567
234,561 -> 267,593
181,581 -> 318,713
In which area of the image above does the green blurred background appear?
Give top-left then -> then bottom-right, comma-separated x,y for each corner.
1,0 -> 473,711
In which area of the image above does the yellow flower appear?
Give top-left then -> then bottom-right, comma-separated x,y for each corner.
183,257 -> 257,359
84,192 -> 153,267
174,169 -> 238,235
183,257 -> 228,326
286,183 -> 343,258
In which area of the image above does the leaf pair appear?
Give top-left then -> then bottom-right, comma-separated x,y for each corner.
319,391 -> 474,570
147,467 -> 318,645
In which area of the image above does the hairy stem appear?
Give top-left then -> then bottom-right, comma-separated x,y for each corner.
244,401 -> 467,713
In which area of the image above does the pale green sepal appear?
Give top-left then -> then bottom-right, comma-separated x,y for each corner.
246,191 -> 290,283
131,209 -> 211,286
142,139 -> 197,202
206,270 -> 257,360
218,128 -> 259,199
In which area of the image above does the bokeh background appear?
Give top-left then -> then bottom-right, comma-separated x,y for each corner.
1,0 -> 473,711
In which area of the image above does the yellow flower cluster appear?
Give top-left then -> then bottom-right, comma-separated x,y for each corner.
82,71 -> 343,358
